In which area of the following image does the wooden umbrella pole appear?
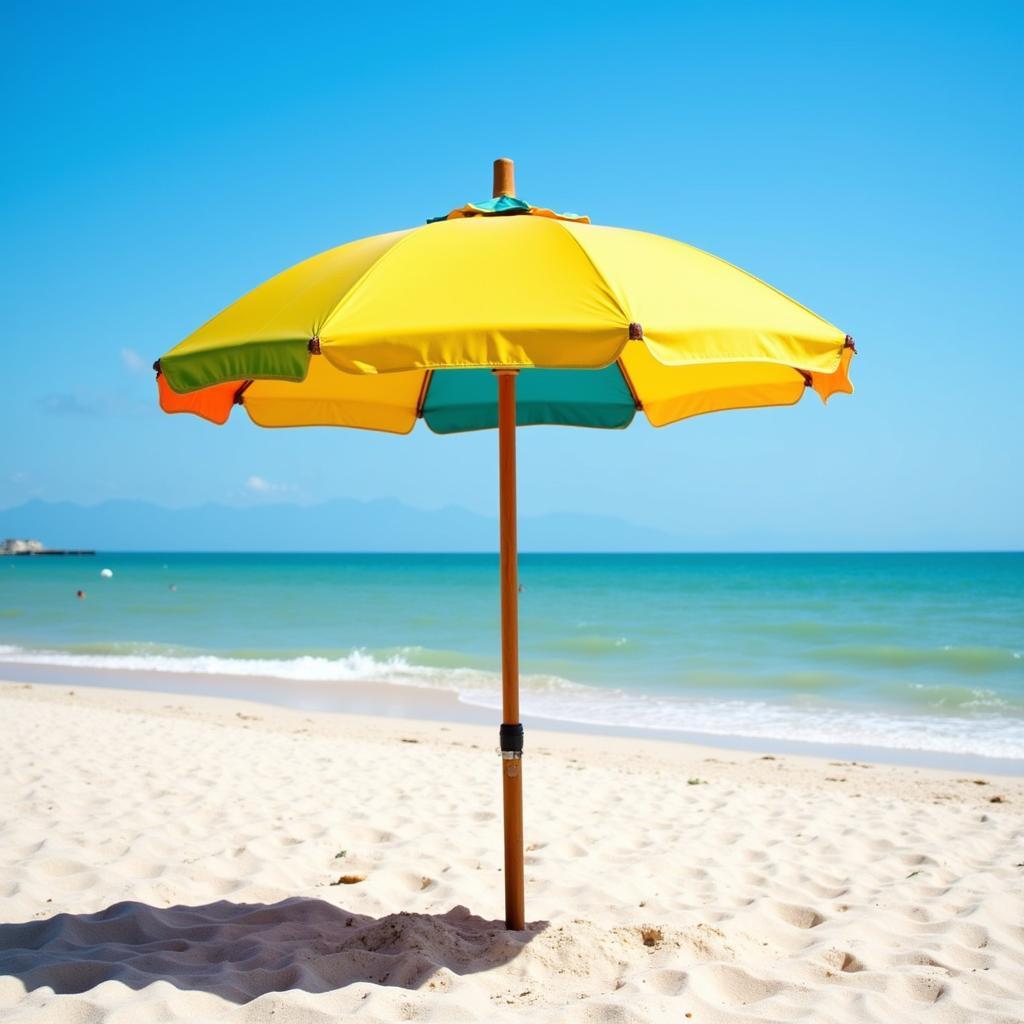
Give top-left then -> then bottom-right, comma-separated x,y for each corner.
496,367 -> 525,931
491,157 -> 524,931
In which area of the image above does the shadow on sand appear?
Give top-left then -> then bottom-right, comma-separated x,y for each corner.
0,897 -> 547,1003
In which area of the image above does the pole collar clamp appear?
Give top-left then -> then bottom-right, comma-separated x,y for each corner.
500,722 -> 524,754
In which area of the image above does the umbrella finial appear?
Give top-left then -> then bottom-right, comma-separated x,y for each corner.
493,158 -> 515,198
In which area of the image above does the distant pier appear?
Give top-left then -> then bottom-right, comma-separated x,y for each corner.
0,549 -> 96,556
1,539 -> 95,556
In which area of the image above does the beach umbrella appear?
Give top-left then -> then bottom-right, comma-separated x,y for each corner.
154,158 -> 855,930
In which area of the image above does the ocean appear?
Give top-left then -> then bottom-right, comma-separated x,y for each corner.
1,552 -> 1022,764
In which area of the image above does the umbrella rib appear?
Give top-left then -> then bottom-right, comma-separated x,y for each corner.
552,219 -> 632,328
689,241 -> 843,344
415,370 -> 434,418
616,358 -> 643,410
317,227 -> 431,343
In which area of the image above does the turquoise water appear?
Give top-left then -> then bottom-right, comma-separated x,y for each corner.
1,552 -> 1022,759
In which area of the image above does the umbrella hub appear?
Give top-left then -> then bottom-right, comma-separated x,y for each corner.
429,195 -> 590,224
429,157 -> 590,224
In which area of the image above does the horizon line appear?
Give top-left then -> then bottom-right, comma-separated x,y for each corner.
16,549 -> 1023,556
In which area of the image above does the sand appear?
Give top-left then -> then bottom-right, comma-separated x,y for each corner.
0,681 -> 1022,1023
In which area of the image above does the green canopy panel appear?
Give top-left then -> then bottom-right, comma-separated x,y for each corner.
422,365 -> 637,434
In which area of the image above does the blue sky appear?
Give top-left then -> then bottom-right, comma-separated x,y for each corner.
2,1 -> 1021,549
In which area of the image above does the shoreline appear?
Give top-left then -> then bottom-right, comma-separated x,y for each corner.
3,660 -> 1022,777
4,676 -> 1022,796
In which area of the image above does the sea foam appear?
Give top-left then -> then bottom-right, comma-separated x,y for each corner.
1,644 -> 1022,761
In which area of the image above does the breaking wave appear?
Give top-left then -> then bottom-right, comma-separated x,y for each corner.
1,643 -> 1022,761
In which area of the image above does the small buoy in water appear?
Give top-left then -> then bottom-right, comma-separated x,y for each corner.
100,568 -> 113,578
76,590 -> 86,599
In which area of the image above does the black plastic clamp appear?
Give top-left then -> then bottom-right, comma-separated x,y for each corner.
499,723 -> 524,754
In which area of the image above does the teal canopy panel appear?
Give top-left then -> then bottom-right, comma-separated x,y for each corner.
422,365 -> 637,434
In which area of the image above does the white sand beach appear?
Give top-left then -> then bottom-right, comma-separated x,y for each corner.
1,680 -> 1022,1023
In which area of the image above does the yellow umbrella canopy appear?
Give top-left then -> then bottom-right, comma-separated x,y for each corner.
156,163 -> 853,433
154,159 -> 855,932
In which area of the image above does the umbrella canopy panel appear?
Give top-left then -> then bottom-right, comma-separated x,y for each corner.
423,365 -> 637,433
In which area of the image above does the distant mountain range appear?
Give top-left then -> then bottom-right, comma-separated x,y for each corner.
0,499 -> 684,553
